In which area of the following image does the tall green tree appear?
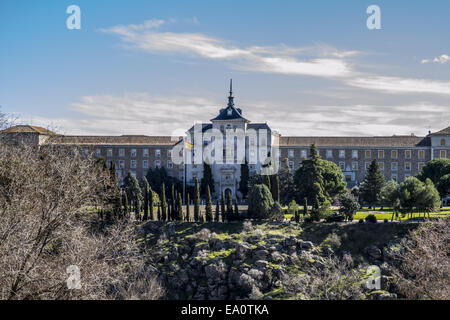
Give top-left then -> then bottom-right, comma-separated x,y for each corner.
122,192 -> 129,218
338,192 -> 360,221
123,171 -> 142,220
220,191 -> 226,219
238,159 -> 250,199
247,184 -> 274,220
161,182 -> 167,221
149,186 -> 154,220
417,178 -> 441,218
270,174 -> 280,203
225,189 -> 233,221
176,192 -> 183,220
294,144 -> 326,206
205,185 -> 213,222
417,159 -> 450,186
194,178 -> 200,222
200,162 -> 215,199
379,180 -> 400,220
359,159 -> 386,207
109,162 -> 122,219
142,176 -> 150,221
399,177 -> 425,219
215,201 -> 220,222
185,194 -> 190,222
234,200 -> 239,220
279,158 -> 296,205
321,160 -> 346,200
157,202 -> 161,221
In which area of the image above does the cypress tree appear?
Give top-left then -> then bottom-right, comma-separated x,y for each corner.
177,192 -> 183,221
200,162 -> 215,199
263,174 -> 271,192
279,158 -> 296,205
238,159 -> 250,199
149,187 -> 154,220
225,189 -> 233,221
215,201 -> 220,222
157,202 -> 161,221
234,200 -> 239,221
194,178 -> 200,222
205,185 -> 213,222
270,174 -> 280,203
360,159 -> 386,207
142,177 -> 150,221
123,192 -> 129,218
186,194 -> 190,222
221,191 -> 226,219
161,182 -> 167,221
303,197 -> 308,217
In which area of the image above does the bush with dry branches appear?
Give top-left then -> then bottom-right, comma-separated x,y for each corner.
391,219 -> 450,300
0,144 -> 164,300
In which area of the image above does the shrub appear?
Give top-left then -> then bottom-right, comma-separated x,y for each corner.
269,202 -> 284,221
365,214 -> 377,223
359,219 -> 364,224
338,192 -> 360,221
384,219 -> 389,223
247,184 -> 274,220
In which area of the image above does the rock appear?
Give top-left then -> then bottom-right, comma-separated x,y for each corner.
270,251 -> 285,263
254,249 -> 269,260
235,242 -> 251,260
299,240 -> 314,250
255,260 -> 269,271
283,235 -> 297,247
205,261 -> 227,280
193,243 -> 209,256
366,245 -> 382,260
238,273 -> 256,292
209,238 -> 225,251
247,268 -> 264,280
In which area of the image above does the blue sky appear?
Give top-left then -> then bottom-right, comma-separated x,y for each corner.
1,0 -> 449,136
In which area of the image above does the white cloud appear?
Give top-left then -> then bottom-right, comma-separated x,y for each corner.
421,54 -> 450,64
347,76 -> 450,95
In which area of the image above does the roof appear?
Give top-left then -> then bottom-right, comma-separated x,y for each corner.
1,125 -> 57,135
279,136 -> 430,147
248,123 -> 271,130
429,126 -> 450,136
45,135 -> 182,146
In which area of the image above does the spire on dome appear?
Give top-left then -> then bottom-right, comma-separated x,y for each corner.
227,79 -> 234,107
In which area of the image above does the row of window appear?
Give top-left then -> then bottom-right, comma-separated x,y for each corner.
84,148 -> 172,158
288,160 -> 426,172
107,159 -> 174,169
287,149 -> 430,160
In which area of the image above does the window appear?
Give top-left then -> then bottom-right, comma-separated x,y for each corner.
378,162 -> 384,170
119,160 -> 125,169
339,150 -> 345,158
130,160 -> 137,168
119,148 -> 125,157
143,149 -> 149,157
300,149 -> 307,158
131,149 -> 137,157
227,108 -> 232,116
226,123 -> 232,129
95,149 -> 101,157
107,148 -> 113,157
405,150 -> 411,159
352,162 -> 358,170
106,160 -> 112,167
143,160 -> 149,169
167,160 -> 173,168
378,150 -> 384,159
339,161 -> 345,170
391,150 -> 398,159
419,150 -> 425,159
440,150 -> 447,158
391,162 -> 398,171
288,149 -> 294,158
154,160 -> 161,168
326,150 -> 333,158
418,162 -> 425,171
155,149 -> 161,157
167,149 -> 172,158
352,150 -> 358,159
405,162 -> 411,171
391,174 -> 398,182
365,150 -> 371,159
441,138 -> 446,146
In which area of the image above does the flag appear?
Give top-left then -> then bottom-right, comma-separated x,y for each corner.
184,139 -> 193,150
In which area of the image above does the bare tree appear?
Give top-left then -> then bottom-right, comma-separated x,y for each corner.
0,144 -> 164,300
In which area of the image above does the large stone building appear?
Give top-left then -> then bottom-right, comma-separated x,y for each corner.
1,83 -> 449,200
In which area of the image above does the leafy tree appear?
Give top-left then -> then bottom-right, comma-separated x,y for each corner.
437,174 -> 450,200
379,180 -> 400,221
270,174 -> 280,203
338,192 -> 360,221
215,201 -> 220,222
194,178 -> 200,222
122,192 -> 129,218
238,159 -> 250,199
200,162 -> 215,199
288,200 -> 300,222
417,158 -> 450,189
279,158 -> 296,205
399,177 -> 425,219
294,144 -> 326,206
417,178 -> 441,218
247,184 -> 274,220
359,159 -> 386,207
142,176 -> 150,221
321,160 -> 346,200
205,185 -> 213,222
